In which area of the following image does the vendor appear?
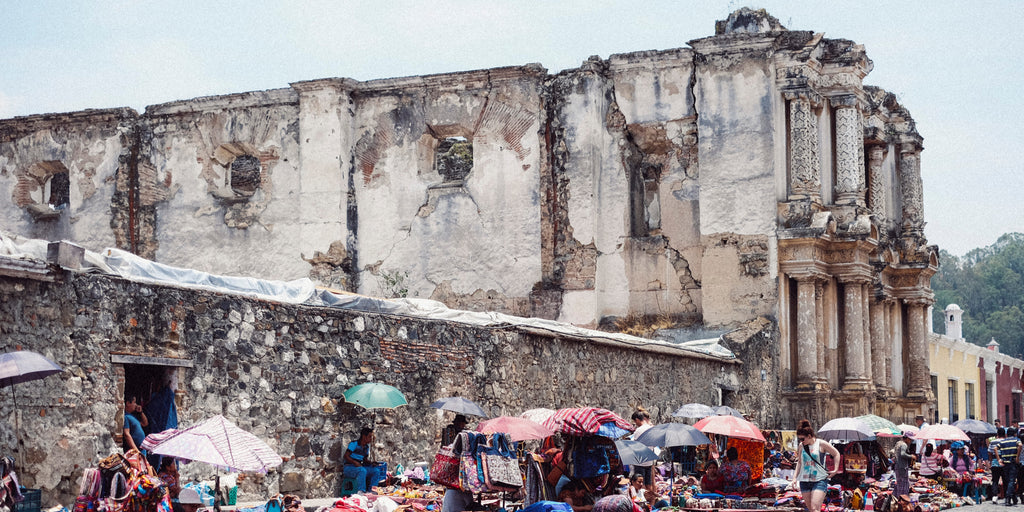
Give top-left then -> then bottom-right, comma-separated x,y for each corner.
560,480 -> 595,512
441,414 -> 468,447
720,447 -> 751,494
157,458 -> 181,499
123,395 -> 148,453
700,460 -> 725,494
625,473 -> 648,508
174,488 -> 203,512
343,427 -> 385,493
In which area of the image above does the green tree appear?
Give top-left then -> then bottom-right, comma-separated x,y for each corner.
931,233 -> 1024,357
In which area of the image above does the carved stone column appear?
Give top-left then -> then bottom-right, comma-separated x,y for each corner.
899,145 -> 925,238
788,95 -> 821,201
861,283 -> 873,384
834,102 -> 866,206
870,298 -> 887,388
796,277 -> 821,389
906,300 -> 931,398
842,279 -> 871,390
815,281 -> 826,383
867,145 -> 886,217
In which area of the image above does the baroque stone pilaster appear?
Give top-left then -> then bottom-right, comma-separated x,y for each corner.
788,95 -> 821,201
861,283 -> 872,385
899,145 -> 924,238
815,281 -> 826,384
905,300 -> 931,398
796,277 -> 824,390
867,145 -> 886,217
842,278 -> 871,390
835,105 -> 866,206
869,298 -> 887,388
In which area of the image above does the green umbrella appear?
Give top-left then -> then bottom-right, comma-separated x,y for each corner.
856,414 -> 901,437
343,382 -> 408,410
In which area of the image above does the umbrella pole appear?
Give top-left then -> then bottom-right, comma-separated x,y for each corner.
214,473 -> 222,512
10,386 -> 20,475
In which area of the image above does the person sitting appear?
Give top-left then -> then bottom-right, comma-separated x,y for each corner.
560,480 -> 595,512
625,473 -> 648,509
919,444 -> 945,481
720,447 -> 751,494
700,460 -> 726,494
343,427 -> 384,494
946,442 -> 976,496
173,488 -> 203,512
157,458 -> 181,499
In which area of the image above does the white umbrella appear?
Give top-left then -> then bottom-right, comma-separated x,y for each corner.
672,403 -> 714,419
817,417 -> 876,442
142,415 -> 282,473
519,408 -> 557,424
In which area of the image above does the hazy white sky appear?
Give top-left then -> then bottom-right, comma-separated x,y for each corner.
2,1 -> 1021,256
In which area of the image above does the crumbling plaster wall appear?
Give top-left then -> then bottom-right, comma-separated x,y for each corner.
141,90 -> 304,279
0,110 -> 134,250
0,269 -> 741,506
350,68 -> 545,312
691,38 -> 781,328
552,51 -> 703,327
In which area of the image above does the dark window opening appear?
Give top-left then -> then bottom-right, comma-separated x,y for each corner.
230,155 -> 262,196
435,137 -> 473,183
122,364 -> 178,449
48,170 -> 70,209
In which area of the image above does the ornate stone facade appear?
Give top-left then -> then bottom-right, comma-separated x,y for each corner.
0,9 -> 939,430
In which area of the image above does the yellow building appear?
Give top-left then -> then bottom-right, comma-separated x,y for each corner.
928,304 -> 984,423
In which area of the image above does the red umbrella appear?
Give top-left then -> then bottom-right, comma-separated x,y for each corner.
917,424 -> 970,442
478,416 -> 554,441
694,414 -> 765,442
542,407 -> 634,437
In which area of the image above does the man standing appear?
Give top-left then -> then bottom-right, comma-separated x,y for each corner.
441,415 -> 468,447
999,427 -> 1022,506
123,395 -> 148,453
894,431 -> 917,497
343,427 -> 385,494
992,427 -> 1007,503
914,414 -> 929,455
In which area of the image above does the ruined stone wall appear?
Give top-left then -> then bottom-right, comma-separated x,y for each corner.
0,109 -> 135,251
0,269 -> 741,506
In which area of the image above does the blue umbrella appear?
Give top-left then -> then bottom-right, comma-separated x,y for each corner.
430,396 -> 488,417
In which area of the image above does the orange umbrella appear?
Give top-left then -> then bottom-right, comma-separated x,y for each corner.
694,414 -> 765,442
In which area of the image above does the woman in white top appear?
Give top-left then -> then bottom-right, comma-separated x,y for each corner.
789,419 -> 841,512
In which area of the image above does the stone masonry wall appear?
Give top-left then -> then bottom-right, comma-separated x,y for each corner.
0,269 -> 742,507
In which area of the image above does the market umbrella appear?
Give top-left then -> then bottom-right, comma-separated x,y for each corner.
542,407 -> 634,438
0,351 -> 63,470
342,382 -> 408,410
634,423 -> 712,448
672,403 -> 715,419
613,439 -> 659,466
142,415 -> 283,473
712,405 -> 745,418
478,416 -> 554,441
856,414 -> 902,437
694,414 -> 766,442
430,397 -> 488,417
520,408 -> 557,424
817,417 -> 876,442
951,419 -> 996,435
917,424 -> 970,442
896,424 -> 920,435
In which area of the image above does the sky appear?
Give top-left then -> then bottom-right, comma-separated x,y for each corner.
2,1 -> 1021,257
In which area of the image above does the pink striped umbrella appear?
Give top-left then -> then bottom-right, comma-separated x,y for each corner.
142,415 -> 282,473
542,407 -> 634,437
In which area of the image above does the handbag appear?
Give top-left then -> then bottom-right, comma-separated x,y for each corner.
431,432 -> 464,490
481,433 -> 522,490
844,443 -> 868,474
98,472 -> 130,512
459,432 -> 488,494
